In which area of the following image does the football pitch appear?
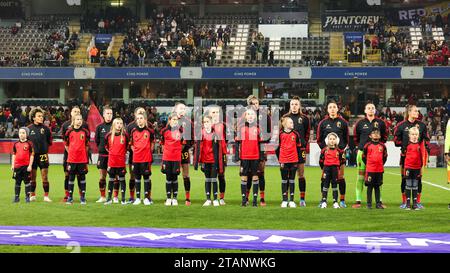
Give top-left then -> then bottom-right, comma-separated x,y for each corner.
0,165 -> 449,253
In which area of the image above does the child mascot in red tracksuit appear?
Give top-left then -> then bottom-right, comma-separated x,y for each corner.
362,129 -> 388,209
319,132 -> 345,209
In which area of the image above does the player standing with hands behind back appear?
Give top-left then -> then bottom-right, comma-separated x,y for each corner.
27,107 -> 52,202
130,113 -> 155,205
64,114 -> 90,204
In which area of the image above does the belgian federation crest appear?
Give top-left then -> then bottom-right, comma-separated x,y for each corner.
298,117 -> 303,124
374,121 -> 379,128
80,134 -> 84,140
40,128 -> 45,134
144,133 -> 148,139
378,146 -> 383,152
337,121 -> 342,128
23,145 -> 29,151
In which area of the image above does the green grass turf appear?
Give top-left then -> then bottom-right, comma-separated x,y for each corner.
0,164 -> 449,253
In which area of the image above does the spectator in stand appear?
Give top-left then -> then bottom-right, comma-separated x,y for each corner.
90,45 -> 99,64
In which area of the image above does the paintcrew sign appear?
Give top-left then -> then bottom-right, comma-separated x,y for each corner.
0,226 -> 449,253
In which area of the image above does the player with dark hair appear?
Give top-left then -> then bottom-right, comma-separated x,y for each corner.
282,96 -> 310,206
317,101 -> 349,208
160,113 -> 183,206
353,102 -> 388,208
318,133 -> 345,209
95,106 -> 116,203
393,104 -> 430,209
11,127 -> 34,203
362,129 -> 388,209
27,107 -> 53,202
64,114 -> 90,204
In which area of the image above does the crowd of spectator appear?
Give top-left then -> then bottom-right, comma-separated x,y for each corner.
0,17 -> 79,67
363,13 -> 450,66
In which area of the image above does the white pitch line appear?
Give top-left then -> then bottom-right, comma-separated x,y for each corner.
385,171 -> 450,191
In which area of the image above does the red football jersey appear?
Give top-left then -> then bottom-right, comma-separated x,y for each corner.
199,129 -> 215,163
105,132 -> 129,168
278,130 -> 301,163
130,127 -> 155,163
404,142 -> 423,170
320,147 -> 342,167
363,141 -> 387,172
161,125 -> 182,162
12,140 -> 34,168
212,122 -> 227,154
237,123 -> 261,160
65,128 -> 90,163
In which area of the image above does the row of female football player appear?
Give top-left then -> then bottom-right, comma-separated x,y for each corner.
11,97 -> 429,209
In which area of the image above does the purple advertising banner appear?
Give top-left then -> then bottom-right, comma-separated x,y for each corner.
0,226 -> 449,253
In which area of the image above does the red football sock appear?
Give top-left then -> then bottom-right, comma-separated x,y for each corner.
65,190 -> 69,198
220,192 -> 225,199
186,191 -> 191,200
402,193 -> 406,203
417,193 -> 421,203
260,191 -> 265,199
300,192 -> 306,199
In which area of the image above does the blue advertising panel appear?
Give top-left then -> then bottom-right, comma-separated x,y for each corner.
94,67 -> 181,79
423,67 -> 450,79
311,67 -> 402,79
0,68 -> 75,79
202,67 -> 290,79
95,34 -> 113,44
